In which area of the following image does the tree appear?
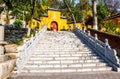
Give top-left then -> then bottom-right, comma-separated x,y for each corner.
97,2 -> 109,29
63,0 -> 76,26
49,0 -> 59,9
0,1 -> 4,14
77,0 -> 92,27
73,7 -> 82,22
1,0 -> 14,24
26,0 -> 50,36
103,0 -> 120,15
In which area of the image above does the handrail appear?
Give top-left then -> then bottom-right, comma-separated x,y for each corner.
14,25 -> 47,73
73,26 -> 120,71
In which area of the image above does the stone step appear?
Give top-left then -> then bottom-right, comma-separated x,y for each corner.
36,45 -> 87,48
27,59 -> 104,65
34,49 -> 90,52
9,71 -> 120,79
30,56 -> 99,60
15,31 -> 113,75
29,56 -> 100,61
37,44 -> 85,46
31,53 -> 97,57
21,66 -> 112,73
37,45 -> 84,48
25,62 -> 108,68
33,51 -> 93,55
36,48 -> 84,51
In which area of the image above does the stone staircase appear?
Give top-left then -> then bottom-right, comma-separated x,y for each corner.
20,31 -> 112,74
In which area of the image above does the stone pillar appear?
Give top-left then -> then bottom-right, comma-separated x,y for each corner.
0,26 -> 5,55
0,45 -> 4,55
0,26 -> 4,41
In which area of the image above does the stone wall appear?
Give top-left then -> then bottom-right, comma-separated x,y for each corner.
88,29 -> 120,57
5,27 -> 27,44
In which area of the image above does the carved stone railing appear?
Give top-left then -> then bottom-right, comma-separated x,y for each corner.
14,25 -> 47,73
73,26 -> 120,72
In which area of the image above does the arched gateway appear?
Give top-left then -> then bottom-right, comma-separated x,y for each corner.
50,21 -> 58,31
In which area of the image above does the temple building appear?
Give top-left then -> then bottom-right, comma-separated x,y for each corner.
106,13 -> 120,28
29,8 -> 82,31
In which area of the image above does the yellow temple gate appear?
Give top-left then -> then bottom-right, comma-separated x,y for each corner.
29,8 -> 82,31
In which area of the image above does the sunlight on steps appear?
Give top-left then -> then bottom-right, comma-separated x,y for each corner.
20,31 -> 112,74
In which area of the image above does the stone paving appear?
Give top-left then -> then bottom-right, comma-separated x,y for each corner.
10,71 -> 120,79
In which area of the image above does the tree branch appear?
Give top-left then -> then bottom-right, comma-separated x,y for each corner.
63,0 -> 76,26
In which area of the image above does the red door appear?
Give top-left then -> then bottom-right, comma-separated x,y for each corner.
51,22 -> 58,31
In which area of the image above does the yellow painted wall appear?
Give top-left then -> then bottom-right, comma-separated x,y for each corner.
67,24 -> 73,30
68,23 -> 82,30
29,19 -> 40,29
76,23 -> 83,29
59,19 -> 68,30
87,25 -> 92,29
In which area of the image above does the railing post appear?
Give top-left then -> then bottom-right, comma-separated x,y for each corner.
23,39 -> 27,55
95,34 -> 98,40
104,39 -> 110,58
82,26 -> 85,33
88,31 -> 91,36
94,34 -> 98,48
87,31 -> 91,45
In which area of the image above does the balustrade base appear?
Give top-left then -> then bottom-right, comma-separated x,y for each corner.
113,67 -> 120,72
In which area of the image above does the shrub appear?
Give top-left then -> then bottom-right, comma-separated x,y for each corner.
102,21 -> 117,34
100,21 -> 120,35
12,40 -> 23,45
13,19 -> 23,29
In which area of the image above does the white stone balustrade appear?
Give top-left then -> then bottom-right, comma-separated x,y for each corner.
73,26 -> 120,72
14,25 -> 47,73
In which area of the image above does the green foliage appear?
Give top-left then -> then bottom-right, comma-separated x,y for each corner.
115,31 -> 120,35
0,7 -> 4,14
97,2 -> 109,23
30,29 -> 36,36
13,19 -> 23,28
103,21 -> 117,34
60,0 -> 83,22
13,40 -> 23,45
73,7 -> 82,22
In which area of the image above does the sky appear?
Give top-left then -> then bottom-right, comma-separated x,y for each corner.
75,0 -> 92,4
75,0 -> 79,4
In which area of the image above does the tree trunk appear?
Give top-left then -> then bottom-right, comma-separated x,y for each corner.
27,18 -> 32,37
6,10 -> 10,24
27,27 -> 31,37
27,0 -> 36,37
92,0 -> 98,30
